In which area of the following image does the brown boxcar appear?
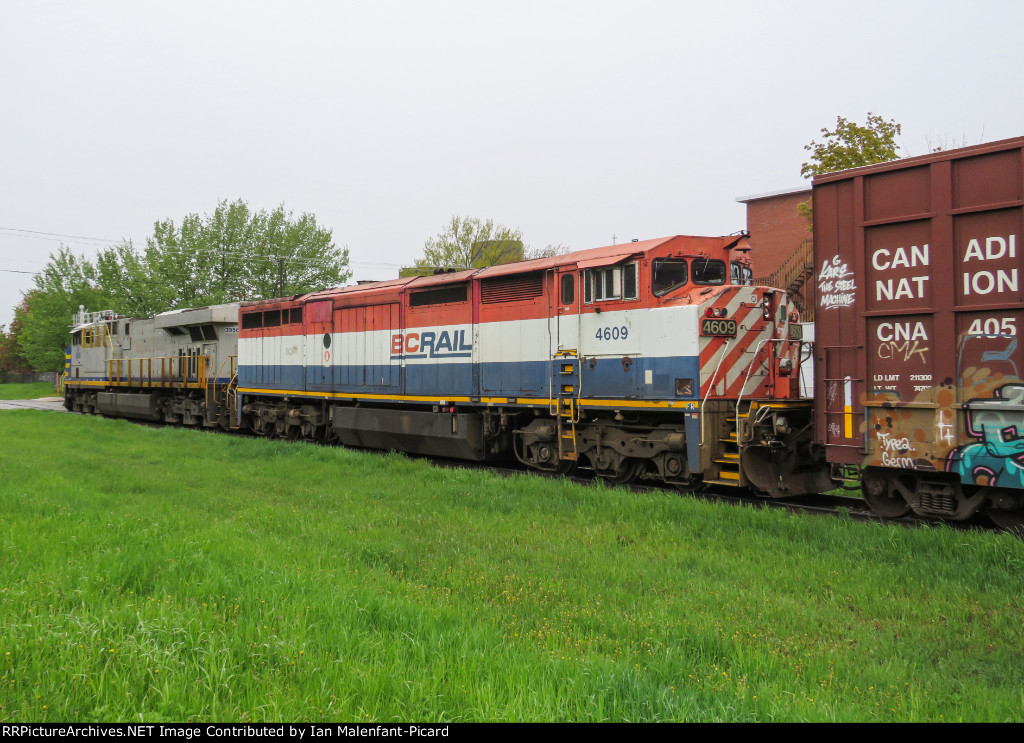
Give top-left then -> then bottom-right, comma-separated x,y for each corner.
813,136 -> 1024,528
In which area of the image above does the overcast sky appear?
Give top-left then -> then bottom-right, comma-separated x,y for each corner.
2,0 -> 1021,324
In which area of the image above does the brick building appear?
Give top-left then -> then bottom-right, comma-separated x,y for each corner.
735,186 -> 815,319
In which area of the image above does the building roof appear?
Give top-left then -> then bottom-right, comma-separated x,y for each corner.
735,185 -> 811,203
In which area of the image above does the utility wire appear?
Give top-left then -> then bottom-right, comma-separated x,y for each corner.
0,226 -> 123,243
0,232 -> 125,249
0,226 -> 419,267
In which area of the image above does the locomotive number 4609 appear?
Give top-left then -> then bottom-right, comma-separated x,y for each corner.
701,318 -> 737,337
595,326 -> 629,341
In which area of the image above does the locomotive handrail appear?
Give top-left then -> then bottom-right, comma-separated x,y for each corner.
208,354 -> 238,411
699,338 -> 732,445
73,309 -> 118,327
106,354 -> 211,389
734,338 -> 789,415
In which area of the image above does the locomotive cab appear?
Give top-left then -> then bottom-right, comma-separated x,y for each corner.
516,234 -> 828,494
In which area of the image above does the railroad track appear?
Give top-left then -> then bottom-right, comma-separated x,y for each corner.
442,461 -> 997,534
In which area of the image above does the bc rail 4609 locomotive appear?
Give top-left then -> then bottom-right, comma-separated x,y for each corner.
65,233 -> 829,498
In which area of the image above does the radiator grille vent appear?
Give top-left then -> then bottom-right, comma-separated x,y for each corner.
480,273 -> 544,304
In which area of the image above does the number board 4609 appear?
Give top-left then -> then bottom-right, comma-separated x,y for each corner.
701,318 -> 737,337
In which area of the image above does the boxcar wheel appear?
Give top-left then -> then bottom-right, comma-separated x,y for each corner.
861,473 -> 910,518
988,506 -> 1024,534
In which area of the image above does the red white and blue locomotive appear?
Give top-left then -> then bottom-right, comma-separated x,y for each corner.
65,234 -> 828,496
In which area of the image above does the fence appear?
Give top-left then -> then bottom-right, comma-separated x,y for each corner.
0,371 -> 58,386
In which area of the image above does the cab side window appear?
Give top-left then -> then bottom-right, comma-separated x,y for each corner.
560,274 -> 575,305
652,258 -> 688,296
584,263 -> 638,303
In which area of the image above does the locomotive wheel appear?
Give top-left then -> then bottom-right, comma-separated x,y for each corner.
599,459 -> 643,485
554,459 -> 578,476
861,474 -> 910,518
987,506 -> 1024,534
673,477 -> 706,494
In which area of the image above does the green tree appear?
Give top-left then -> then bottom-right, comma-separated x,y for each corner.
13,200 -> 347,369
100,199 -> 349,313
800,112 -> 903,178
93,239 -> 166,317
411,216 -> 525,274
0,307 -> 32,380
17,249 -> 105,372
525,243 -> 571,260
798,113 -> 904,230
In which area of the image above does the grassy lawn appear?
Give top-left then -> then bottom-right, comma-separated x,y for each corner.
0,410 -> 1022,722
0,383 -> 59,400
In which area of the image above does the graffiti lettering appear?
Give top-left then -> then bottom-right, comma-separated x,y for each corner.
881,451 -> 917,468
877,432 -> 917,468
819,256 -> 854,281
818,255 -> 857,310
938,409 -> 956,445
946,384 -> 1024,487
877,340 -> 928,364
877,432 -> 912,453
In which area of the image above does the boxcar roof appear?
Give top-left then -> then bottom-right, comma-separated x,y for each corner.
811,134 -> 1024,185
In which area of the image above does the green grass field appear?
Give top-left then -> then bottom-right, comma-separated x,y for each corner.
0,382 -> 59,400
0,410 -> 1022,722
